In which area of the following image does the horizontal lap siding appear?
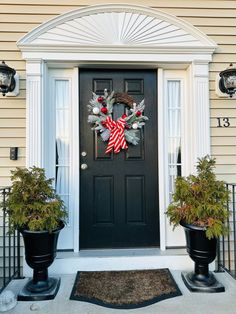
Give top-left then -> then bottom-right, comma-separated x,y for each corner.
0,0 -> 235,186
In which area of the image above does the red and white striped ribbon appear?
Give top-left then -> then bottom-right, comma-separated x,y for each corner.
104,116 -> 128,154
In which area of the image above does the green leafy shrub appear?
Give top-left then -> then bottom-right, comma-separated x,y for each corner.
166,155 -> 230,239
6,167 -> 67,232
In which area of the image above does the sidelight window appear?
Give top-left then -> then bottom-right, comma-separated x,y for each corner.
47,68 -> 77,250
55,80 -> 70,219
167,80 -> 182,201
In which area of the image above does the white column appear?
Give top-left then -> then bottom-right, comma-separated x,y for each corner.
26,60 -> 44,168
187,62 -> 211,174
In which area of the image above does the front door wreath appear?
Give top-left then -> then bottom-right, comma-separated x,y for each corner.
87,90 -> 149,154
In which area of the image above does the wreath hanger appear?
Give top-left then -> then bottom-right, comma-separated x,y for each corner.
113,92 -> 134,108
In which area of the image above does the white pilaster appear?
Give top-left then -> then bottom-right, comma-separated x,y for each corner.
157,68 -> 167,251
187,62 -> 211,174
26,60 -> 44,168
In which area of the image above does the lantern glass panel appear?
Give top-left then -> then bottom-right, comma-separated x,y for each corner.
0,71 -> 11,90
223,74 -> 236,91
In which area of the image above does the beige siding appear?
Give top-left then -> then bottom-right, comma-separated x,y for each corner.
0,0 -> 236,185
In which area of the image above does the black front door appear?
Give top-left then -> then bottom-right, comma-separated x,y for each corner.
79,69 -> 159,249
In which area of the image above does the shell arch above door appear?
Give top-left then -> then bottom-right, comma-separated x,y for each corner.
17,4 -> 216,54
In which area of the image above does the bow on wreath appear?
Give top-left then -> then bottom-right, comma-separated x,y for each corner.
104,116 -> 128,154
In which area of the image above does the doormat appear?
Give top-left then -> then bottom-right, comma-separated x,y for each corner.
69,268 -> 182,309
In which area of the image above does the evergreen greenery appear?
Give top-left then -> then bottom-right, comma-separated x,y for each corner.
166,155 -> 230,239
87,90 -> 149,146
6,167 -> 67,232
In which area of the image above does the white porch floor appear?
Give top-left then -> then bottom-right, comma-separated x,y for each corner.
5,270 -> 236,314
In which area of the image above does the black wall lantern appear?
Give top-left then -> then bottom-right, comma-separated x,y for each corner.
219,63 -> 236,98
0,61 -> 16,96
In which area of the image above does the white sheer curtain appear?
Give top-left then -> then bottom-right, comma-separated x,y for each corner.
167,80 -> 181,201
55,80 -> 70,214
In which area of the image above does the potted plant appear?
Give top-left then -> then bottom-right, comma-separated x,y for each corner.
166,155 -> 229,292
6,166 -> 67,301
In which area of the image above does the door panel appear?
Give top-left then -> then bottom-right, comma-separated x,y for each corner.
79,69 -> 159,249
125,176 -> 145,223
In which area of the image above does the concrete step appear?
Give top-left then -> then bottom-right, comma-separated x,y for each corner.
22,248 -> 198,276
0,268 -> 20,278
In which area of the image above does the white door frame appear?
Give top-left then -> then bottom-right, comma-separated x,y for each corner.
18,4 -> 216,252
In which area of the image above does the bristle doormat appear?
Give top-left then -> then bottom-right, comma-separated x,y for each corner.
69,268 -> 182,309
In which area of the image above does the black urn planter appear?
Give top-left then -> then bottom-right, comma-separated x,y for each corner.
180,221 -> 224,293
18,221 -> 64,301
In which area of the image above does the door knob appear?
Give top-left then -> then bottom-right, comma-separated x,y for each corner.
81,163 -> 88,170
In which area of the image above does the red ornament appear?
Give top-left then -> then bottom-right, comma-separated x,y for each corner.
101,107 -> 108,114
136,111 -> 142,117
97,96 -> 104,103
102,102 -> 107,107
125,124 -> 131,129
122,114 -> 127,119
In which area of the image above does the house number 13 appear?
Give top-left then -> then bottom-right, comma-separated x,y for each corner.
216,117 -> 230,128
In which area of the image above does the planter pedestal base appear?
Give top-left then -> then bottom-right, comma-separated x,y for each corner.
18,277 -> 61,301
181,271 -> 225,293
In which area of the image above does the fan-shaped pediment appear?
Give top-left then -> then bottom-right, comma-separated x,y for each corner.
17,4 -> 216,52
